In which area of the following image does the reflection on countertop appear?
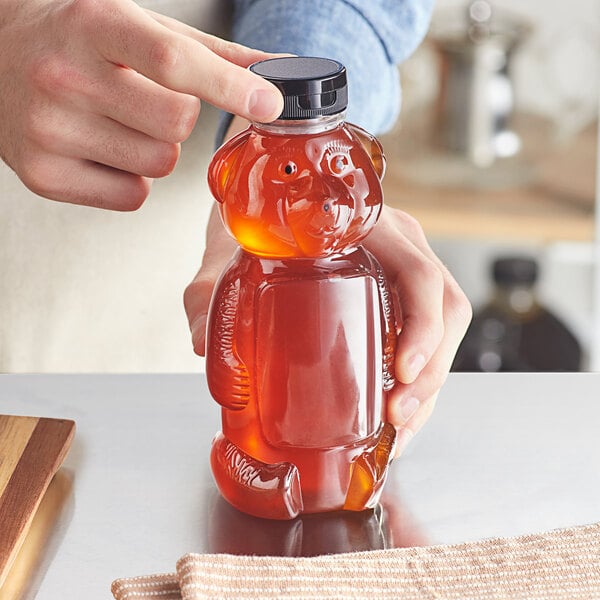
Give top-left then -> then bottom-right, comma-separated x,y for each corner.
205,489 -> 430,557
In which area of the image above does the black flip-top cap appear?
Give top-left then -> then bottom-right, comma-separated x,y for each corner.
492,257 -> 538,285
250,56 -> 348,120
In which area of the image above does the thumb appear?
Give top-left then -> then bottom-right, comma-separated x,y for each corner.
184,206 -> 237,356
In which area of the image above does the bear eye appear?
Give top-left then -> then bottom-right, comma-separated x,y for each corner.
279,161 -> 297,178
328,153 -> 349,175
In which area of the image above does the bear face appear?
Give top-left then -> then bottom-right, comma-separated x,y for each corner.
208,123 -> 385,258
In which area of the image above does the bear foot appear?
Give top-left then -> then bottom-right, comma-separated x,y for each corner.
211,432 -> 304,520
343,422 -> 396,511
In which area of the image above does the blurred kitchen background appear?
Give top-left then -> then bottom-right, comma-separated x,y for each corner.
381,0 -> 599,371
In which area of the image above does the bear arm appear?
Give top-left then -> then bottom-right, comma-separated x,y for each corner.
374,262 -> 397,391
207,277 -> 250,410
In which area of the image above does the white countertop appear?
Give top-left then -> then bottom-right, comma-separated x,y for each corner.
2,373 -> 599,599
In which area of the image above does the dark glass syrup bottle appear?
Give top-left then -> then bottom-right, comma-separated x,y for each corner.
453,257 -> 582,372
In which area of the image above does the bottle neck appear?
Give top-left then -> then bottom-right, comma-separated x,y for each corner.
493,282 -> 538,315
252,111 -> 346,135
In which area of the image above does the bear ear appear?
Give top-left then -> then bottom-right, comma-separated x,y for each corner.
208,129 -> 252,203
346,123 -> 386,180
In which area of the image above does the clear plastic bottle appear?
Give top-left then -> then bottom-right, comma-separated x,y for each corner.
453,257 -> 582,372
205,57 -> 397,520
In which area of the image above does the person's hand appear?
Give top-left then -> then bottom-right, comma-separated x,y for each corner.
184,195 -> 472,458
0,0 -> 283,210
362,206 -> 472,456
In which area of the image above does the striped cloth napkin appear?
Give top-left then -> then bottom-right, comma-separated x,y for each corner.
111,521 -> 600,599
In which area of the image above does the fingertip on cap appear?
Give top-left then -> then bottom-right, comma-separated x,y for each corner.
247,87 -> 283,122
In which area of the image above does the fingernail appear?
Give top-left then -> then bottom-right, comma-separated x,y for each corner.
395,427 -> 414,457
400,396 -> 420,421
248,88 -> 282,121
406,353 -> 426,382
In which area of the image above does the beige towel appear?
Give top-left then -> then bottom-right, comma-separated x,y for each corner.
112,521 -> 600,599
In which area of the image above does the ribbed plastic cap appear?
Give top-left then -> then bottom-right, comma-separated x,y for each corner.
249,57 -> 348,120
492,257 -> 538,285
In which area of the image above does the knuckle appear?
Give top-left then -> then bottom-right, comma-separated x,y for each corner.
184,275 -> 214,304
67,0 -> 102,20
396,210 -> 426,242
29,54 -> 70,94
445,279 -> 473,329
163,95 -> 200,142
183,283 -> 196,314
207,35 -> 230,57
148,38 -> 183,79
183,276 -> 216,317
29,53 -> 88,103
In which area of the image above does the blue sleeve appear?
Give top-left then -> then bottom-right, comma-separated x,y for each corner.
231,0 -> 434,134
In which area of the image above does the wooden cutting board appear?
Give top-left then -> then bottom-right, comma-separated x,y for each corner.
0,415 -> 75,588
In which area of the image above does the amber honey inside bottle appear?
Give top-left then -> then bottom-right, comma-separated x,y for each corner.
206,57 -> 397,520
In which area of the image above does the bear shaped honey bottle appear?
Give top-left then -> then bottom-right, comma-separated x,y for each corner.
206,57 -> 397,520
